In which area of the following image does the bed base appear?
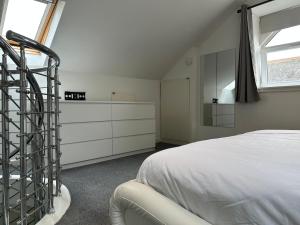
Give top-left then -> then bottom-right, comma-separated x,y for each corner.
110,180 -> 212,225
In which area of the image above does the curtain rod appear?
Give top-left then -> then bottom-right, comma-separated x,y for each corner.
237,0 -> 275,13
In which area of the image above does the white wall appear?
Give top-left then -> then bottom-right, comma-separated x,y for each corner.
163,47 -> 198,141
165,11 -> 300,141
60,71 -> 161,140
199,12 -> 300,140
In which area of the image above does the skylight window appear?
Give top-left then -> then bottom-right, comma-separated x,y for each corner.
2,0 -> 47,39
0,0 -> 59,50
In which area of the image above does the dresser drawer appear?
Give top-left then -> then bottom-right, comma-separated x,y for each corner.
60,103 -> 111,123
61,121 -> 112,144
112,119 -> 155,137
61,139 -> 112,165
113,134 -> 155,155
112,104 -> 155,120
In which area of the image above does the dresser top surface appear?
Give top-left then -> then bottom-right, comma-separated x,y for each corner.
60,100 -> 154,105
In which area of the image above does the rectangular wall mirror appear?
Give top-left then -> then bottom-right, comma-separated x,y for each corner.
201,48 -> 236,128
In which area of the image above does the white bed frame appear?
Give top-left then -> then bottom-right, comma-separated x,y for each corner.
110,180 -> 212,225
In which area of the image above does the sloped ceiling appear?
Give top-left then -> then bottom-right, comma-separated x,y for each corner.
252,0 -> 300,16
0,1 -> 4,25
51,0 -> 238,79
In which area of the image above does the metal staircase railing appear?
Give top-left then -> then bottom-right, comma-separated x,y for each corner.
0,30 -> 61,225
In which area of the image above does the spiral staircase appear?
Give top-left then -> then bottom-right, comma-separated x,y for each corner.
0,30 -> 62,225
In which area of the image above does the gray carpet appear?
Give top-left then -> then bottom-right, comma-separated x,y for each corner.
57,152 -> 153,225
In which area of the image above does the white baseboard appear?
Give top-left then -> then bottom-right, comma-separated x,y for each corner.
62,148 -> 155,170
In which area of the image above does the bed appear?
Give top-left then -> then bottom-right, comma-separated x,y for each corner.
110,130 -> 300,225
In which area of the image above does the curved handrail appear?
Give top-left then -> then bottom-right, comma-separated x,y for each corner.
0,34 -> 23,66
6,30 -> 60,66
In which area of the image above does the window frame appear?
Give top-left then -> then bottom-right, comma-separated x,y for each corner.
37,0 -> 59,44
1,0 -> 59,54
261,29 -> 300,88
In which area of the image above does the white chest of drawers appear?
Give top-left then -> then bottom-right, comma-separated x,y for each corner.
60,101 -> 156,168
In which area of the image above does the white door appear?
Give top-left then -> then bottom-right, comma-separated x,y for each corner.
161,79 -> 190,144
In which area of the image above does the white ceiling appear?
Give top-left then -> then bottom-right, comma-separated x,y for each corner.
51,0 -> 238,79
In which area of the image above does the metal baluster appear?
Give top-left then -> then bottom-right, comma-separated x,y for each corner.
30,77 -> 43,222
54,66 -> 61,196
1,53 -> 10,225
47,57 -> 54,213
19,46 -> 28,225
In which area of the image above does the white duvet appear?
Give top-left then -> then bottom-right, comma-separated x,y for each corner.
136,130 -> 300,225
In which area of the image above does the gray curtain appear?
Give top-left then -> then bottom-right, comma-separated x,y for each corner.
236,5 -> 260,103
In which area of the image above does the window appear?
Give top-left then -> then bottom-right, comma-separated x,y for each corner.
1,0 -> 58,49
261,25 -> 300,88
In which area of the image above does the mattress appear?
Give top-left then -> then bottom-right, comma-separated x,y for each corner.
136,130 -> 300,225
